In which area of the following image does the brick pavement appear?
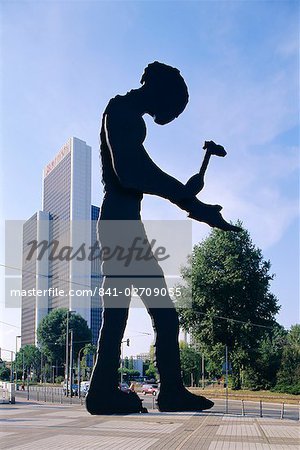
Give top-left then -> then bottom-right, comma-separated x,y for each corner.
0,401 -> 299,449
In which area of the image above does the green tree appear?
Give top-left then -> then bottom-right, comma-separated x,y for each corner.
0,365 -> 10,381
118,367 -> 140,381
179,341 -> 202,386
82,343 -> 96,367
275,324 -> 300,394
242,325 -> 286,390
15,344 -> 41,380
37,308 -> 92,367
80,343 -> 96,380
145,363 -> 158,380
177,222 -> 280,389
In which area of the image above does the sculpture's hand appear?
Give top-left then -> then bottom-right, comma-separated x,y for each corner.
179,197 -> 241,232
185,173 -> 204,197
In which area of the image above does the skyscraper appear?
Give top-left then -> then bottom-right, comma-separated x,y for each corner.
21,137 -> 102,346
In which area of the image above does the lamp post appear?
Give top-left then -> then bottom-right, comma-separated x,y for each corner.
69,329 -> 74,397
10,351 -> 14,382
65,310 -> 75,397
77,346 -> 86,399
22,350 -> 25,384
225,345 -> 229,414
15,336 -> 21,382
201,354 -> 205,389
120,338 -> 130,384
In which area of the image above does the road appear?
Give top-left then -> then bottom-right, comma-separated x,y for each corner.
15,387 -> 299,421
140,394 -> 299,421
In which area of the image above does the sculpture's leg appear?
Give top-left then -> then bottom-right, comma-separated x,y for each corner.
134,274 -> 214,412
86,277 -> 145,415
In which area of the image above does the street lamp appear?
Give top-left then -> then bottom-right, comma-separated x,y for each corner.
120,338 -> 130,384
15,336 -> 21,382
77,346 -> 86,399
69,329 -> 74,397
65,310 -> 75,397
10,351 -> 15,383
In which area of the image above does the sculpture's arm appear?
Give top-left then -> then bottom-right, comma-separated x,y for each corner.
104,113 -> 192,205
104,112 -> 240,232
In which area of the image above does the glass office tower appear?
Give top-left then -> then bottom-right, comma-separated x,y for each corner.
21,138 -> 102,346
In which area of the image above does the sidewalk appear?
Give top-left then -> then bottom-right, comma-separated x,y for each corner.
1,400 -> 299,449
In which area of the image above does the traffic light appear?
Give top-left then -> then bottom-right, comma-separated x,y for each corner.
126,338 -> 130,347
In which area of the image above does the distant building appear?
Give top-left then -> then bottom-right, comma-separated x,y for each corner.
21,211 -> 50,345
132,358 -> 144,376
136,353 -> 151,362
21,138 -> 102,346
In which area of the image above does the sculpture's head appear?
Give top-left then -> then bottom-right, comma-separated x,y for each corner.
141,61 -> 189,125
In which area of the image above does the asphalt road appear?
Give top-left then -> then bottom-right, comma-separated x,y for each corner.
15,388 -> 299,421
139,394 -> 300,421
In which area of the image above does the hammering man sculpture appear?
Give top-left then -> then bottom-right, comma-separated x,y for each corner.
86,62 -> 240,415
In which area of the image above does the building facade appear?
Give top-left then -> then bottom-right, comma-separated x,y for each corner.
21,137 -> 102,346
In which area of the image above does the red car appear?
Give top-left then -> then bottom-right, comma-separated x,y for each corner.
141,383 -> 159,396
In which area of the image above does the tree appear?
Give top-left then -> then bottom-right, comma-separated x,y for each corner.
145,363 -> 158,380
144,343 -> 158,380
118,367 -> 140,381
15,344 -> 41,380
0,365 -> 10,381
275,324 -> 300,394
246,325 -> 286,390
78,343 -> 97,381
37,308 -> 92,367
177,222 -> 280,388
179,341 -> 202,386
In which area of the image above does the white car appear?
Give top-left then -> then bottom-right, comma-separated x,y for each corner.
80,381 -> 90,396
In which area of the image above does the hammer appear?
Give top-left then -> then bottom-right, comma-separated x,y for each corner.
185,140 -> 227,196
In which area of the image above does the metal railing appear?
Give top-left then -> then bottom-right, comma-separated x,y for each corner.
14,385 -> 300,421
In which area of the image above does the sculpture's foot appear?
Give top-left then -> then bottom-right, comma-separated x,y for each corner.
86,389 -> 147,415
157,388 -> 214,412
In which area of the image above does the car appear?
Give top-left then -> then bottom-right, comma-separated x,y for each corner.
141,383 -> 159,396
80,381 -> 90,396
73,384 -> 79,396
119,382 -> 131,393
63,383 -> 79,396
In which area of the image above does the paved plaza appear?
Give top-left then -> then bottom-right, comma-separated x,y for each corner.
0,400 -> 299,449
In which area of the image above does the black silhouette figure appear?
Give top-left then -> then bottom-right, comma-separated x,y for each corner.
86,62 -> 240,415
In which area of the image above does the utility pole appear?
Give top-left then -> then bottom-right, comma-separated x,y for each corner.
69,329 -> 74,397
201,354 -> 205,389
225,345 -> 229,414
15,335 -> 21,382
77,346 -> 85,399
120,338 -> 130,384
22,350 -> 25,383
65,310 -> 75,397
40,352 -> 43,384
65,311 -> 69,397
120,340 -> 124,384
10,351 -> 14,382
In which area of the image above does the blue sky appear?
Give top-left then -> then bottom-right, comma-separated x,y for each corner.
0,1 -> 299,357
